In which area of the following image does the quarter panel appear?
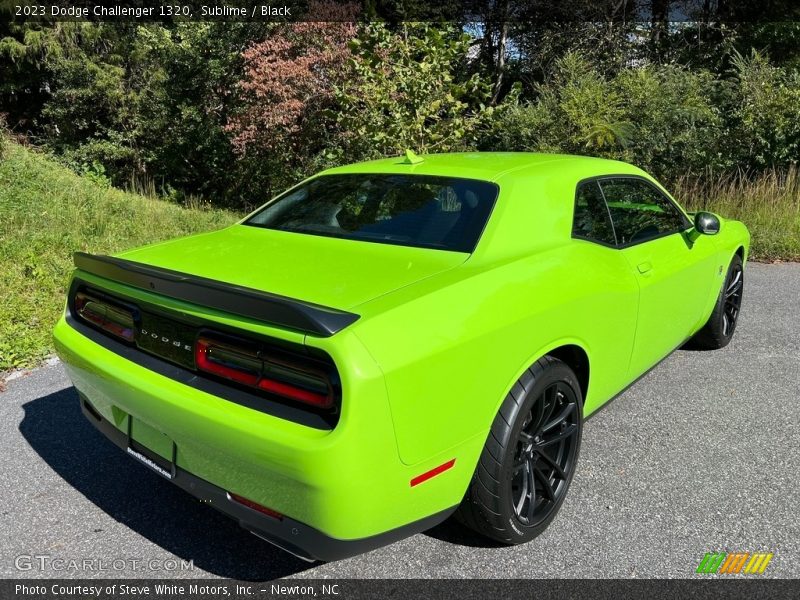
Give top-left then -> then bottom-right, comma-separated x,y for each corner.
353,243 -> 639,465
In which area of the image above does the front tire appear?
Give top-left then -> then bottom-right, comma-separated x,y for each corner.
456,356 -> 583,544
689,254 -> 744,350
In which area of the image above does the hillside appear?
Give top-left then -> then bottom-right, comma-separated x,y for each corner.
0,142 -> 238,371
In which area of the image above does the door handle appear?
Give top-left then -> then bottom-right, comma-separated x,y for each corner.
637,261 -> 653,274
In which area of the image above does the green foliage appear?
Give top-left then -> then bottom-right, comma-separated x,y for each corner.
0,19 -> 798,247
78,160 -> 111,187
730,49 -> 800,169
332,23 -> 500,160
0,22 -> 99,131
483,50 -> 800,180
0,142 -> 238,371
1,22 -> 271,206
484,53 -> 635,158
127,22 -> 274,205
613,65 -> 726,176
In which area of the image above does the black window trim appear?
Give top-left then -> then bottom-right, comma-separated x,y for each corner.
571,174 -> 692,250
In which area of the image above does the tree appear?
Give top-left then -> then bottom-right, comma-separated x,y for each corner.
226,2 -> 357,192
0,21 -> 99,133
129,22 -> 273,204
1,21 -> 272,206
730,49 -> 800,168
332,22 -> 500,160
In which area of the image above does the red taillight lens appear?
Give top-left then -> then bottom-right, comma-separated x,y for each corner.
257,377 -> 330,408
74,292 -> 135,342
195,336 -> 334,409
227,492 -> 283,520
195,338 -> 260,386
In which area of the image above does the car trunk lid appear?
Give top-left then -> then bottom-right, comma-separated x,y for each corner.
114,224 -> 468,313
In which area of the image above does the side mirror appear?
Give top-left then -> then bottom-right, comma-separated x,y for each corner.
694,211 -> 720,236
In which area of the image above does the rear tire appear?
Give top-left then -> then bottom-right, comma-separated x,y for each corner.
456,356 -> 583,544
689,254 -> 744,350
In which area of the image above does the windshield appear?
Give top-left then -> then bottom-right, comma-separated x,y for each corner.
244,174 -> 498,253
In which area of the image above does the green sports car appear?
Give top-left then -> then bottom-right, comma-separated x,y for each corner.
53,152 -> 749,561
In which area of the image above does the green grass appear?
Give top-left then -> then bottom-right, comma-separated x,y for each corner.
676,167 -> 800,262
0,142 -> 239,371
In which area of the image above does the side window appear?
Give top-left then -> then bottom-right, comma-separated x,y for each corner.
599,178 -> 687,246
572,180 -> 616,245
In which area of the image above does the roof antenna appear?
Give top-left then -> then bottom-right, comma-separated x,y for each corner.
403,149 -> 424,165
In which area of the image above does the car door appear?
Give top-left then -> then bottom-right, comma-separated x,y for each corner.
598,177 -> 718,379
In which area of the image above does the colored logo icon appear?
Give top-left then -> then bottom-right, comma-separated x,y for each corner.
696,552 -> 774,574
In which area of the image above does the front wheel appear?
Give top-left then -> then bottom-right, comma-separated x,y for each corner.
456,356 -> 583,544
689,254 -> 744,350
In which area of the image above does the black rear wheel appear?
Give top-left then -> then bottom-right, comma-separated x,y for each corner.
456,356 -> 582,543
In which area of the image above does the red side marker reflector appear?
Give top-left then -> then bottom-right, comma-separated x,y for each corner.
227,492 -> 283,520
410,459 -> 456,487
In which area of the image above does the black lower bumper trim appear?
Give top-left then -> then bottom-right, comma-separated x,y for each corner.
78,395 -> 456,562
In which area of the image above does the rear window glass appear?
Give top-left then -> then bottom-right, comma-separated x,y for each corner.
245,174 -> 499,253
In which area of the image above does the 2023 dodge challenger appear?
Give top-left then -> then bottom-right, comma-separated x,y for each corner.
53,152 -> 749,561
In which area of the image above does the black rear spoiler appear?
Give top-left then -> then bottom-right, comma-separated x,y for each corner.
73,252 -> 359,337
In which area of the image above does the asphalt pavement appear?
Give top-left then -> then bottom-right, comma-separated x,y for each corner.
2,262 -> 799,580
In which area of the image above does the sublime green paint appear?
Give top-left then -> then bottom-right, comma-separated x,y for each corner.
53,153 -> 750,543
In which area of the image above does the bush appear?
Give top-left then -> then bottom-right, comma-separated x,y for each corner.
730,50 -> 800,169
332,23 -> 498,161
481,53 -> 727,180
614,65 -> 726,177
482,53 -> 628,156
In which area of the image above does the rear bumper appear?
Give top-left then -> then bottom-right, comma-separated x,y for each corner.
53,315 -> 468,560
77,394 -> 453,562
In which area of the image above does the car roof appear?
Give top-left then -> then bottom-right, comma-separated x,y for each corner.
320,152 -> 644,183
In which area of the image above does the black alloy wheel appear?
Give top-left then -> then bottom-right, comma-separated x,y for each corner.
456,356 -> 583,544
511,382 -> 580,527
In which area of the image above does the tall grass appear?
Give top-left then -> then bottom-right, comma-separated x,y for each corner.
675,167 -> 800,261
0,142 -> 239,371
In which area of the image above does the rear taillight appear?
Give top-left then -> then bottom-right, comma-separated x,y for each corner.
227,492 -> 283,520
195,338 -> 260,386
74,291 -> 135,342
195,335 -> 335,409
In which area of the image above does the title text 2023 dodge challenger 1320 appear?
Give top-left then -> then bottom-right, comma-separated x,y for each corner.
53,152 -> 749,561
